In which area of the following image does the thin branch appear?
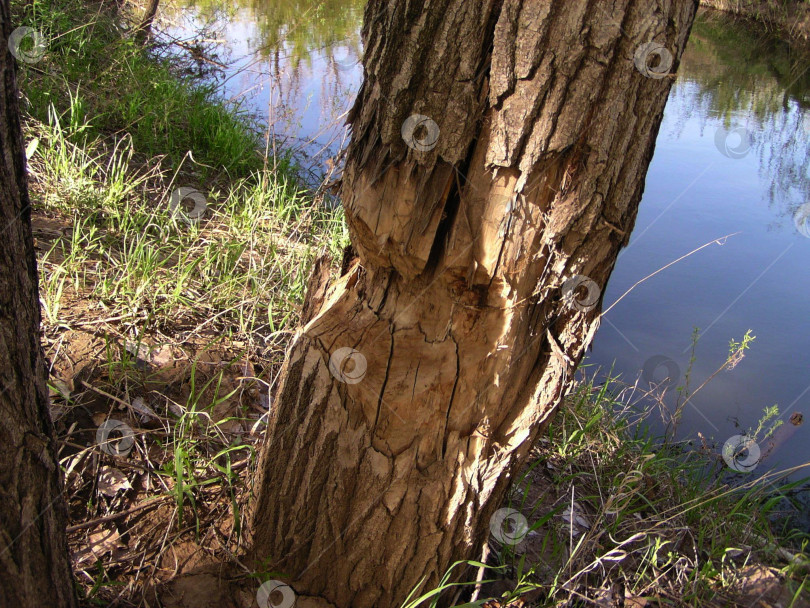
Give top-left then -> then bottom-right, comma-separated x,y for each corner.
601,232 -> 741,317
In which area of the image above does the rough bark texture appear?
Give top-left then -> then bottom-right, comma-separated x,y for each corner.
0,2 -> 77,606
250,1 -> 698,606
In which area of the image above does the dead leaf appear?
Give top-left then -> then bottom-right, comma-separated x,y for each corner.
125,340 -> 153,361
624,590 -> 650,607
731,564 -> 795,607
73,526 -> 125,565
562,502 -> 591,536
98,467 -> 131,497
91,411 -> 108,426
124,340 -> 174,369
130,396 -> 159,422
151,344 -> 174,366
167,400 -> 184,417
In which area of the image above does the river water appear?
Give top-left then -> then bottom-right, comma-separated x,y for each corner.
166,2 -> 810,475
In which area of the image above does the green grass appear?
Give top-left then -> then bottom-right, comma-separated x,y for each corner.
404,351 -> 810,606
28,101 -> 345,336
10,3 -> 348,601
14,0 -> 348,339
19,0 -> 268,180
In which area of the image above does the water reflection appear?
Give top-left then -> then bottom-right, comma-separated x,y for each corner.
164,0 -> 365,171
172,0 -> 363,62
590,10 -> 810,474
671,12 -> 810,225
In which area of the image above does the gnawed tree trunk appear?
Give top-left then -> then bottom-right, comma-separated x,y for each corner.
0,2 -> 77,606
250,1 -> 698,606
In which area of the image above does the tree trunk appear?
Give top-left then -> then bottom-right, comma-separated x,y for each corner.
135,0 -> 160,44
0,3 -> 77,606
250,1 -> 698,606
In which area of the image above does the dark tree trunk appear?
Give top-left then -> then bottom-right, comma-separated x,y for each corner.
0,2 -> 77,606
250,1 -> 698,606
135,0 -> 160,44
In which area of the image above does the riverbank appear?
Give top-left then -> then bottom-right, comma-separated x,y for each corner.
702,0 -> 810,45
428,370 -> 810,607
9,0 -> 810,606
11,0 -> 345,603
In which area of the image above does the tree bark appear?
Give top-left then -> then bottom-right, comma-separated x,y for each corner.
0,2 -> 77,606
135,0 -> 160,44
250,1 -> 698,606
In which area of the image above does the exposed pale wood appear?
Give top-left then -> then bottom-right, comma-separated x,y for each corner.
250,1 -> 699,606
